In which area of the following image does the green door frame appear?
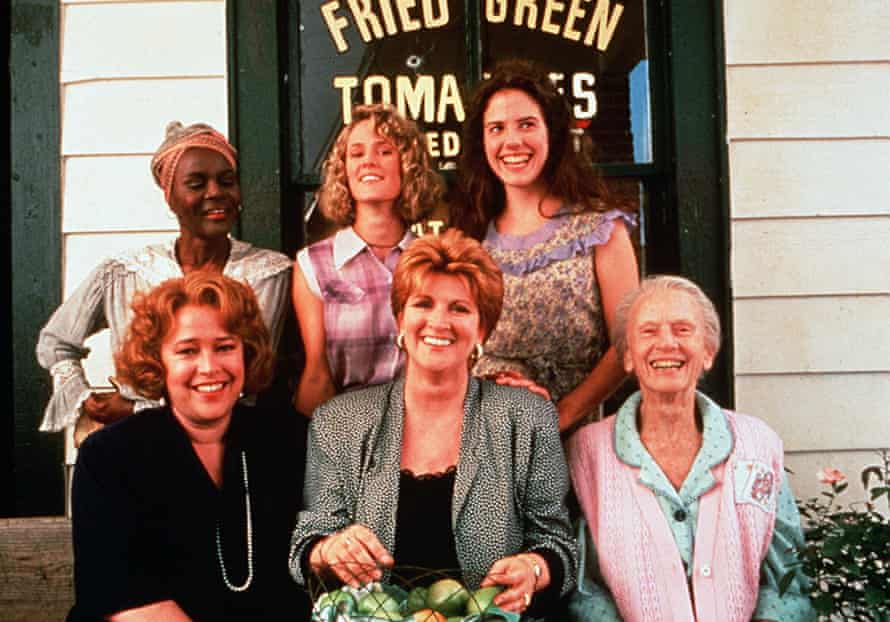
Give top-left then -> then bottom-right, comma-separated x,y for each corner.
666,1 -> 733,404
9,0 -> 65,516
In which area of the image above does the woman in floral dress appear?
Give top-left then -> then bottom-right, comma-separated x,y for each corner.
454,60 -> 639,433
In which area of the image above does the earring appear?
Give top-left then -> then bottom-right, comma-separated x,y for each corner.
472,343 -> 484,361
396,333 -> 405,350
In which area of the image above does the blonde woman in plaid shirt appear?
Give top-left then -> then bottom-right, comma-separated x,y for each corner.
292,105 -> 444,416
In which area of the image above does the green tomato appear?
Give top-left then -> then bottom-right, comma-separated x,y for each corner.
405,586 -> 429,614
358,591 -> 402,616
465,586 -> 503,615
426,579 -> 470,617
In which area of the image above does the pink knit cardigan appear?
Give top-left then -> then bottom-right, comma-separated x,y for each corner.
567,409 -> 783,622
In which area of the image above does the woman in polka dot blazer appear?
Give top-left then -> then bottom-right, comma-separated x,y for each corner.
289,229 -> 577,620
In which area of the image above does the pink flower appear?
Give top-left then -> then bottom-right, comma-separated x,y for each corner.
817,467 -> 846,485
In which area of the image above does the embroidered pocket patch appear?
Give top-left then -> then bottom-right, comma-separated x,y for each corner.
322,280 -> 366,304
733,460 -> 776,512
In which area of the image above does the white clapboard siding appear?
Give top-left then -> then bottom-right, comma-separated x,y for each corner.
726,0 -> 889,463
63,231 -> 179,297
725,0 -> 890,64
731,217 -> 890,297
733,296 -> 890,375
735,373 -> 890,452
61,2 -> 226,82
62,78 -> 228,156
726,64 -> 890,139
63,156 -> 175,233
785,450 -> 889,506
730,139 -> 890,219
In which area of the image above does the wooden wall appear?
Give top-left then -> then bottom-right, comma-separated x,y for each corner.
0,518 -> 73,620
724,0 -> 890,501
59,0 -> 228,424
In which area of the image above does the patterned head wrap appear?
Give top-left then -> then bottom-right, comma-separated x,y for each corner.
150,121 -> 238,205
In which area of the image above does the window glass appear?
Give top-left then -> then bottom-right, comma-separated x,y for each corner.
298,1 -> 467,173
482,0 -> 652,164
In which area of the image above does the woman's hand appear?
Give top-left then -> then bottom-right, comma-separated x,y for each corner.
481,552 -> 550,614
108,600 -> 192,621
82,390 -> 134,424
309,524 -> 394,587
491,371 -> 551,401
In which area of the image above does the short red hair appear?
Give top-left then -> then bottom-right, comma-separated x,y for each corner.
391,229 -> 503,340
115,272 -> 274,400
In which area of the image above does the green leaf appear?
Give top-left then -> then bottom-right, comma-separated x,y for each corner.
823,538 -> 843,557
871,486 -> 890,500
865,587 -> 888,606
861,466 -> 884,488
813,593 -> 835,613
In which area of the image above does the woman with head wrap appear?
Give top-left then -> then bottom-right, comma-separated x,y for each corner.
36,121 -> 292,440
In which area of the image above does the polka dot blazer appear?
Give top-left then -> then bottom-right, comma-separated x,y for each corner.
289,376 -> 578,598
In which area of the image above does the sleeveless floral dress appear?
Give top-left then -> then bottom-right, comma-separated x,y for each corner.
473,208 -> 634,416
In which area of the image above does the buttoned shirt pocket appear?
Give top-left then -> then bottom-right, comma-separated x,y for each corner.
732,459 -> 777,513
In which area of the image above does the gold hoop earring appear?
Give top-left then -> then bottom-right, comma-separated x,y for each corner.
472,343 -> 484,361
396,333 -> 405,350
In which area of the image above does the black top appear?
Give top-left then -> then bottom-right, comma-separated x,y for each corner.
67,404 -> 311,622
391,466 -> 564,618
393,467 -> 461,587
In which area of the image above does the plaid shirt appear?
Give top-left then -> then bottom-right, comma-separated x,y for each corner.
298,227 -> 412,391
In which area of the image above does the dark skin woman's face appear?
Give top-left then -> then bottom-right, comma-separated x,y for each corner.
168,148 -> 241,240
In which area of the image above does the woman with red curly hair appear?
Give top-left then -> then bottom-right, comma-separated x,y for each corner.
292,104 -> 444,416
68,272 -> 310,622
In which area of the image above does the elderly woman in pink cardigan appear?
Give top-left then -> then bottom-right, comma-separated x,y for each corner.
565,276 -> 814,622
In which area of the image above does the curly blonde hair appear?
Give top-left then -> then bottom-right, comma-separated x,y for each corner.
115,272 -> 275,401
318,104 -> 444,226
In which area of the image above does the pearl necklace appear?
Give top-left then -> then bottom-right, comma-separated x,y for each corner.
216,451 -> 254,592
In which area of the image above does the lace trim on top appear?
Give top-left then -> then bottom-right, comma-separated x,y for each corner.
485,208 -> 636,277
110,238 -> 291,284
399,464 -> 457,481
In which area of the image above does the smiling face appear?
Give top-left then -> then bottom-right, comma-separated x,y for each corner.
161,304 -> 245,433
345,119 -> 403,209
398,273 -> 485,378
168,148 -> 241,240
624,288 -> 715,400
482,88 -> 550,193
